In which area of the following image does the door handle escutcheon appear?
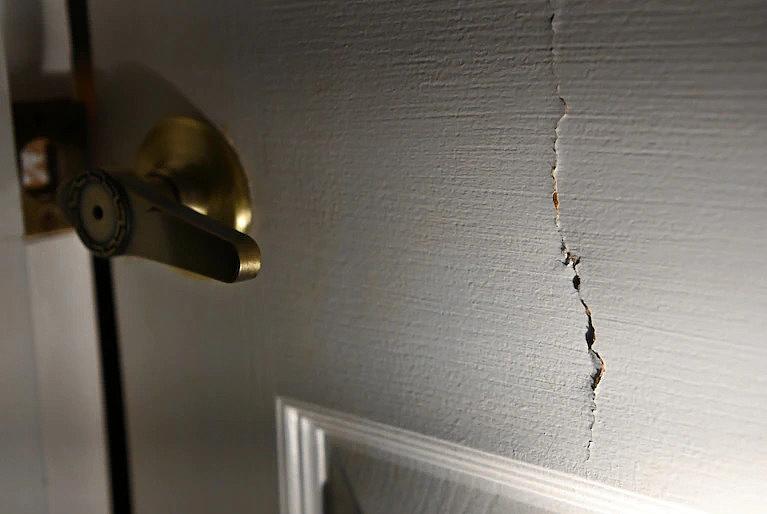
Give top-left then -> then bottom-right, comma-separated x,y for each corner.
59,117 -> 261,283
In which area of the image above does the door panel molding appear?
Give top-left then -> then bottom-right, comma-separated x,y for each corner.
277,398 -> 698,514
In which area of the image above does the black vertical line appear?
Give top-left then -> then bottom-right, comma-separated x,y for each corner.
66,0 -> 96,124
91,258 -> 133,514
66,1 -> 133,513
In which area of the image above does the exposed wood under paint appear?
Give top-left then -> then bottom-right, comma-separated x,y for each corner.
553,1 -> 767,511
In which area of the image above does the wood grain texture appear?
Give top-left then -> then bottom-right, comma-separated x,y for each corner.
279,398 -> 697,514
553,1 -> 767,511
333,445 -> 545,514
88,1 -> 595,512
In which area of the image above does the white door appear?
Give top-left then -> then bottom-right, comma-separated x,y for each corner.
0,30 -> 47,514
0,6 -> 110,514
84,1 -> 767,513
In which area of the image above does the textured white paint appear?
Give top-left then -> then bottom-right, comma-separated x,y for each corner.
279,398 -> 699,514
89,1 -> 592,512
552,1 -> 767,512
85,1 -> 767,512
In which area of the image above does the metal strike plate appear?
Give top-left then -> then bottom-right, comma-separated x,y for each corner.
13,99 -> 87,235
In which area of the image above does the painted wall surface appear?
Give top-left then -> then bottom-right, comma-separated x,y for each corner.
1,2 -> 109,512
86,1 -> 766,512
0,30 -> 47,514
25,234 -> 110,514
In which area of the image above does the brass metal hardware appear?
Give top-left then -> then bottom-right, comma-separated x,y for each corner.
59,117 -> 261,283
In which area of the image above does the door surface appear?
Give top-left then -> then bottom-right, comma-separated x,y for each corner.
0,5 -> 111,513
0,29 -> 47,514
85,1 -> 767,513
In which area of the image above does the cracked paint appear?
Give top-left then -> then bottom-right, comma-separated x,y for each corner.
549,1 -> 605,463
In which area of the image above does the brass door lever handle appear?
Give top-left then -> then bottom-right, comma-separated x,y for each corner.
59,117 -> 261,283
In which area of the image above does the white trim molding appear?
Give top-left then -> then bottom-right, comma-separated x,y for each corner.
276,398 -> 700,514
